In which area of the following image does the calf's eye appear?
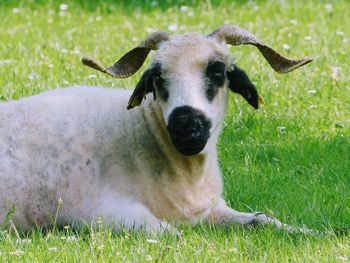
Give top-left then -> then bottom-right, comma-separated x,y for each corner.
204,60 -> 227,101
206,61 -> 226,86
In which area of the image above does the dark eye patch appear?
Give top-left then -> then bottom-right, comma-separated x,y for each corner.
152,63 -> 169,101
205,60 -> 227,101
206,60 -> 226,86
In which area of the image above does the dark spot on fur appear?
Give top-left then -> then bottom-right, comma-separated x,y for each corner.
205,60 -> 226,101
86,159 -> 91,165
141,105 -> 171,176
205,83 -> 217,102
60,159 -> 76,175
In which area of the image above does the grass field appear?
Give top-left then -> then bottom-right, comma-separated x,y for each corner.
0,0 -> 349,262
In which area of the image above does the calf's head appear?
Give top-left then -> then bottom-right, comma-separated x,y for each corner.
82,25 -> 313,156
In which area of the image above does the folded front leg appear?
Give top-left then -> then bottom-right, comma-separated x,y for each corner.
206,198 -> 295,232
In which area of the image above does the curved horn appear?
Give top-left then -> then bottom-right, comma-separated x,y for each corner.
209,25 -> 313,73
82,30 -> 169,78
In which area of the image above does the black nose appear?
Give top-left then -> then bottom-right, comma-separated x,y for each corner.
167,106 -> 212,156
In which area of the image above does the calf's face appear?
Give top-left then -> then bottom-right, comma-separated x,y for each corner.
138,35 -> 232,155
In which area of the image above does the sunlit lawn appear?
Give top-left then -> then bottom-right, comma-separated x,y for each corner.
0,0 -> 349,261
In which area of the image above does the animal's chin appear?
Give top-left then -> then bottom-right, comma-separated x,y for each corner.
173,143 -> 207,156
168,132 -> 209,156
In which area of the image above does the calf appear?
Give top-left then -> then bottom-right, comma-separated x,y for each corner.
0,25 -> 313,234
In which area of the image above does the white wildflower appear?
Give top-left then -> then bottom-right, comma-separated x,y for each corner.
88,74 -> 96,79
12,8 -> 20,14
97,245 -> 104,250
146,239 -> 158,244
67,236 -> 79,242
330,66 -> 341,81
180,6 -> 189,12
336,31 -> 345,36
229,247 -> 238,253
0,59 -> 13,65
16,238 -> 32,244
61,235 -> 79,242
283,44 -> 290,50
308,89 -> 317,94
289,19 -> 298,25
273,80 -> 280,85
168,24 -> 178,32
145,27 -> 157,33
338,255 -> 348,262
60,4 -> 68,11
72,48 -> 81,55
187,11 -> 194,17
29,73 -> 39,80
324,4 -> 333,12
9,250 -> 24,256
150,0 -> 158,7
48,247 -> 58,252
304,36 -> 312,41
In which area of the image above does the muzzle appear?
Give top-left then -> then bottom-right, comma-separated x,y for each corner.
167,106 -> 212,156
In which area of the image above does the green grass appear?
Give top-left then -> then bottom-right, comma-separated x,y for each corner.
0,0 -> 349,261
